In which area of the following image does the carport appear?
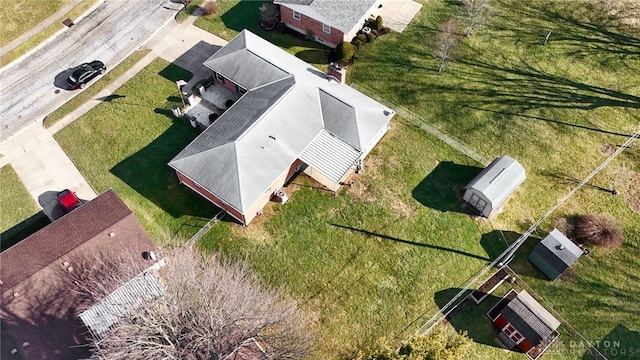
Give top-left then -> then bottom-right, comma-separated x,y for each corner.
463,156 -> 526,217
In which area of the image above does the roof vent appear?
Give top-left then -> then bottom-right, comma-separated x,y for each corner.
108,232 -> 116,238
22,342 -> 30,348
269,134 -> 276,140
13,292 -> 20,297
556,244 -> 565,250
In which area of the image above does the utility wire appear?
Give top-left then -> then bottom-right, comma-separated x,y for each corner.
418,128 -> 640,336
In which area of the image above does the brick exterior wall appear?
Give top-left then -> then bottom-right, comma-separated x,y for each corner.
176,172 -> 246,224
279,5 -> 346,47
210,70 -> 243,96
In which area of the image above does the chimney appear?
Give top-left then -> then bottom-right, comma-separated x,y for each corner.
327,63 -> 346,84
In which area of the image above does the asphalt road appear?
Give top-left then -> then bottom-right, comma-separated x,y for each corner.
0,0 -> 181,142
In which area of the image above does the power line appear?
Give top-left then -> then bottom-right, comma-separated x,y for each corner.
417,128 -> 640,336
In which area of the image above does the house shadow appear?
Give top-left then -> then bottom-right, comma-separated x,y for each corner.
109,120 -> 218,219
169,40 -> 222,83
412,161 -> 483,213
434,288 -> 503,348
506,234 -> 551,281
0,212 -> 50,251
582,323 -> 640,360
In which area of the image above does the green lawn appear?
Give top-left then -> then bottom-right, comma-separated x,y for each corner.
0,165 -> 48,251
53,0 -> 640,358
194,0 -> 332,69
54,59 -> 218,243
0,165 -> 39,232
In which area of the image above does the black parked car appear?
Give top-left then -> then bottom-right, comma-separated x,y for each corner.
67,60 -> 106,89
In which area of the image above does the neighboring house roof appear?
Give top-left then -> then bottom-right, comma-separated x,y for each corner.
500,290 -> 561,346
170,30 -> 395,213
80,269 -> 164,341
275,0 -> 379,33
529,229 -> 582,279
0,189 -> 159,360
465,155 -> 526,213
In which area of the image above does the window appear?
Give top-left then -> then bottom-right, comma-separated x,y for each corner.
214,72 -> 225,84
502,323 -> 524,344
322,23 -> 331,34
293,10 -> 301,21
236,85 -> 247,95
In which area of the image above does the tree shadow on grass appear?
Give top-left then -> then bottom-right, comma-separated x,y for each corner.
412,161 -> 483,213
109,120 -> 216,219
434,288 -> 502,348
582,323 -> 640,360
490,0 -> 640,60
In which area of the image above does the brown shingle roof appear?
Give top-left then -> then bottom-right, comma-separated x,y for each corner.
1,189 -> 132,289
0,189 -> 159,360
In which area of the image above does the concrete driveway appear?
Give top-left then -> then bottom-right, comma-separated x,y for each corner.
380,0 -> 423,33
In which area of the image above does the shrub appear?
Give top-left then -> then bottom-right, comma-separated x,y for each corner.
379,26 -> 391,35
352,39 -> 363,49
374,15 -> 383,30
276,22 -> 287,33
225,99 -> 235,108
366,33 -> 376,42
305,29 -> 315,41
336,42 -> 356,62
356,34 -> 367,43
371,29 -> 378,36
202,0 -> 218,17
209,113 -> 219,122
574,214 -> 624,248
259,3 -> 279,30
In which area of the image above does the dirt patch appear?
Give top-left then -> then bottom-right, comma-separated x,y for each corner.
389,198 -> 416,218
623,170 -> 640,214
558,267 -> 577,283
347,178 -> 377,202
600,143 -> 615,156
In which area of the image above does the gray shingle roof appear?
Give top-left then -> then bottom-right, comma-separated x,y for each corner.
276,0 -> 379,33
500,290 -> 560,346
169,30 -> 395,214
465,155 -> 526,208
530,228 -> 582,276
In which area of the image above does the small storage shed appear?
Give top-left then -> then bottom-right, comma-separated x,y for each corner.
528,228 -> 583,280
489,290 -> 560,359
463,156 -> 526,217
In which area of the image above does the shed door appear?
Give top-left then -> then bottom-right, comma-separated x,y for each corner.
469,193 -> 488,214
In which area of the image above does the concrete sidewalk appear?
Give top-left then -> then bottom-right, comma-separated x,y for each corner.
0,12 -> 227,215
0,0 -> 87,58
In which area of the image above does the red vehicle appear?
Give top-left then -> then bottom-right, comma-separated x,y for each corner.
56,189 -> 83,212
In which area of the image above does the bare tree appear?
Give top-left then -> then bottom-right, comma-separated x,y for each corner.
574,214 -> 624,248
460,0 -> 491,36
76,248 -> 316,359
435,18 -> 459,73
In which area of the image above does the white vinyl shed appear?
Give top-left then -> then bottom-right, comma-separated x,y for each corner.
463,156 -> 526,217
